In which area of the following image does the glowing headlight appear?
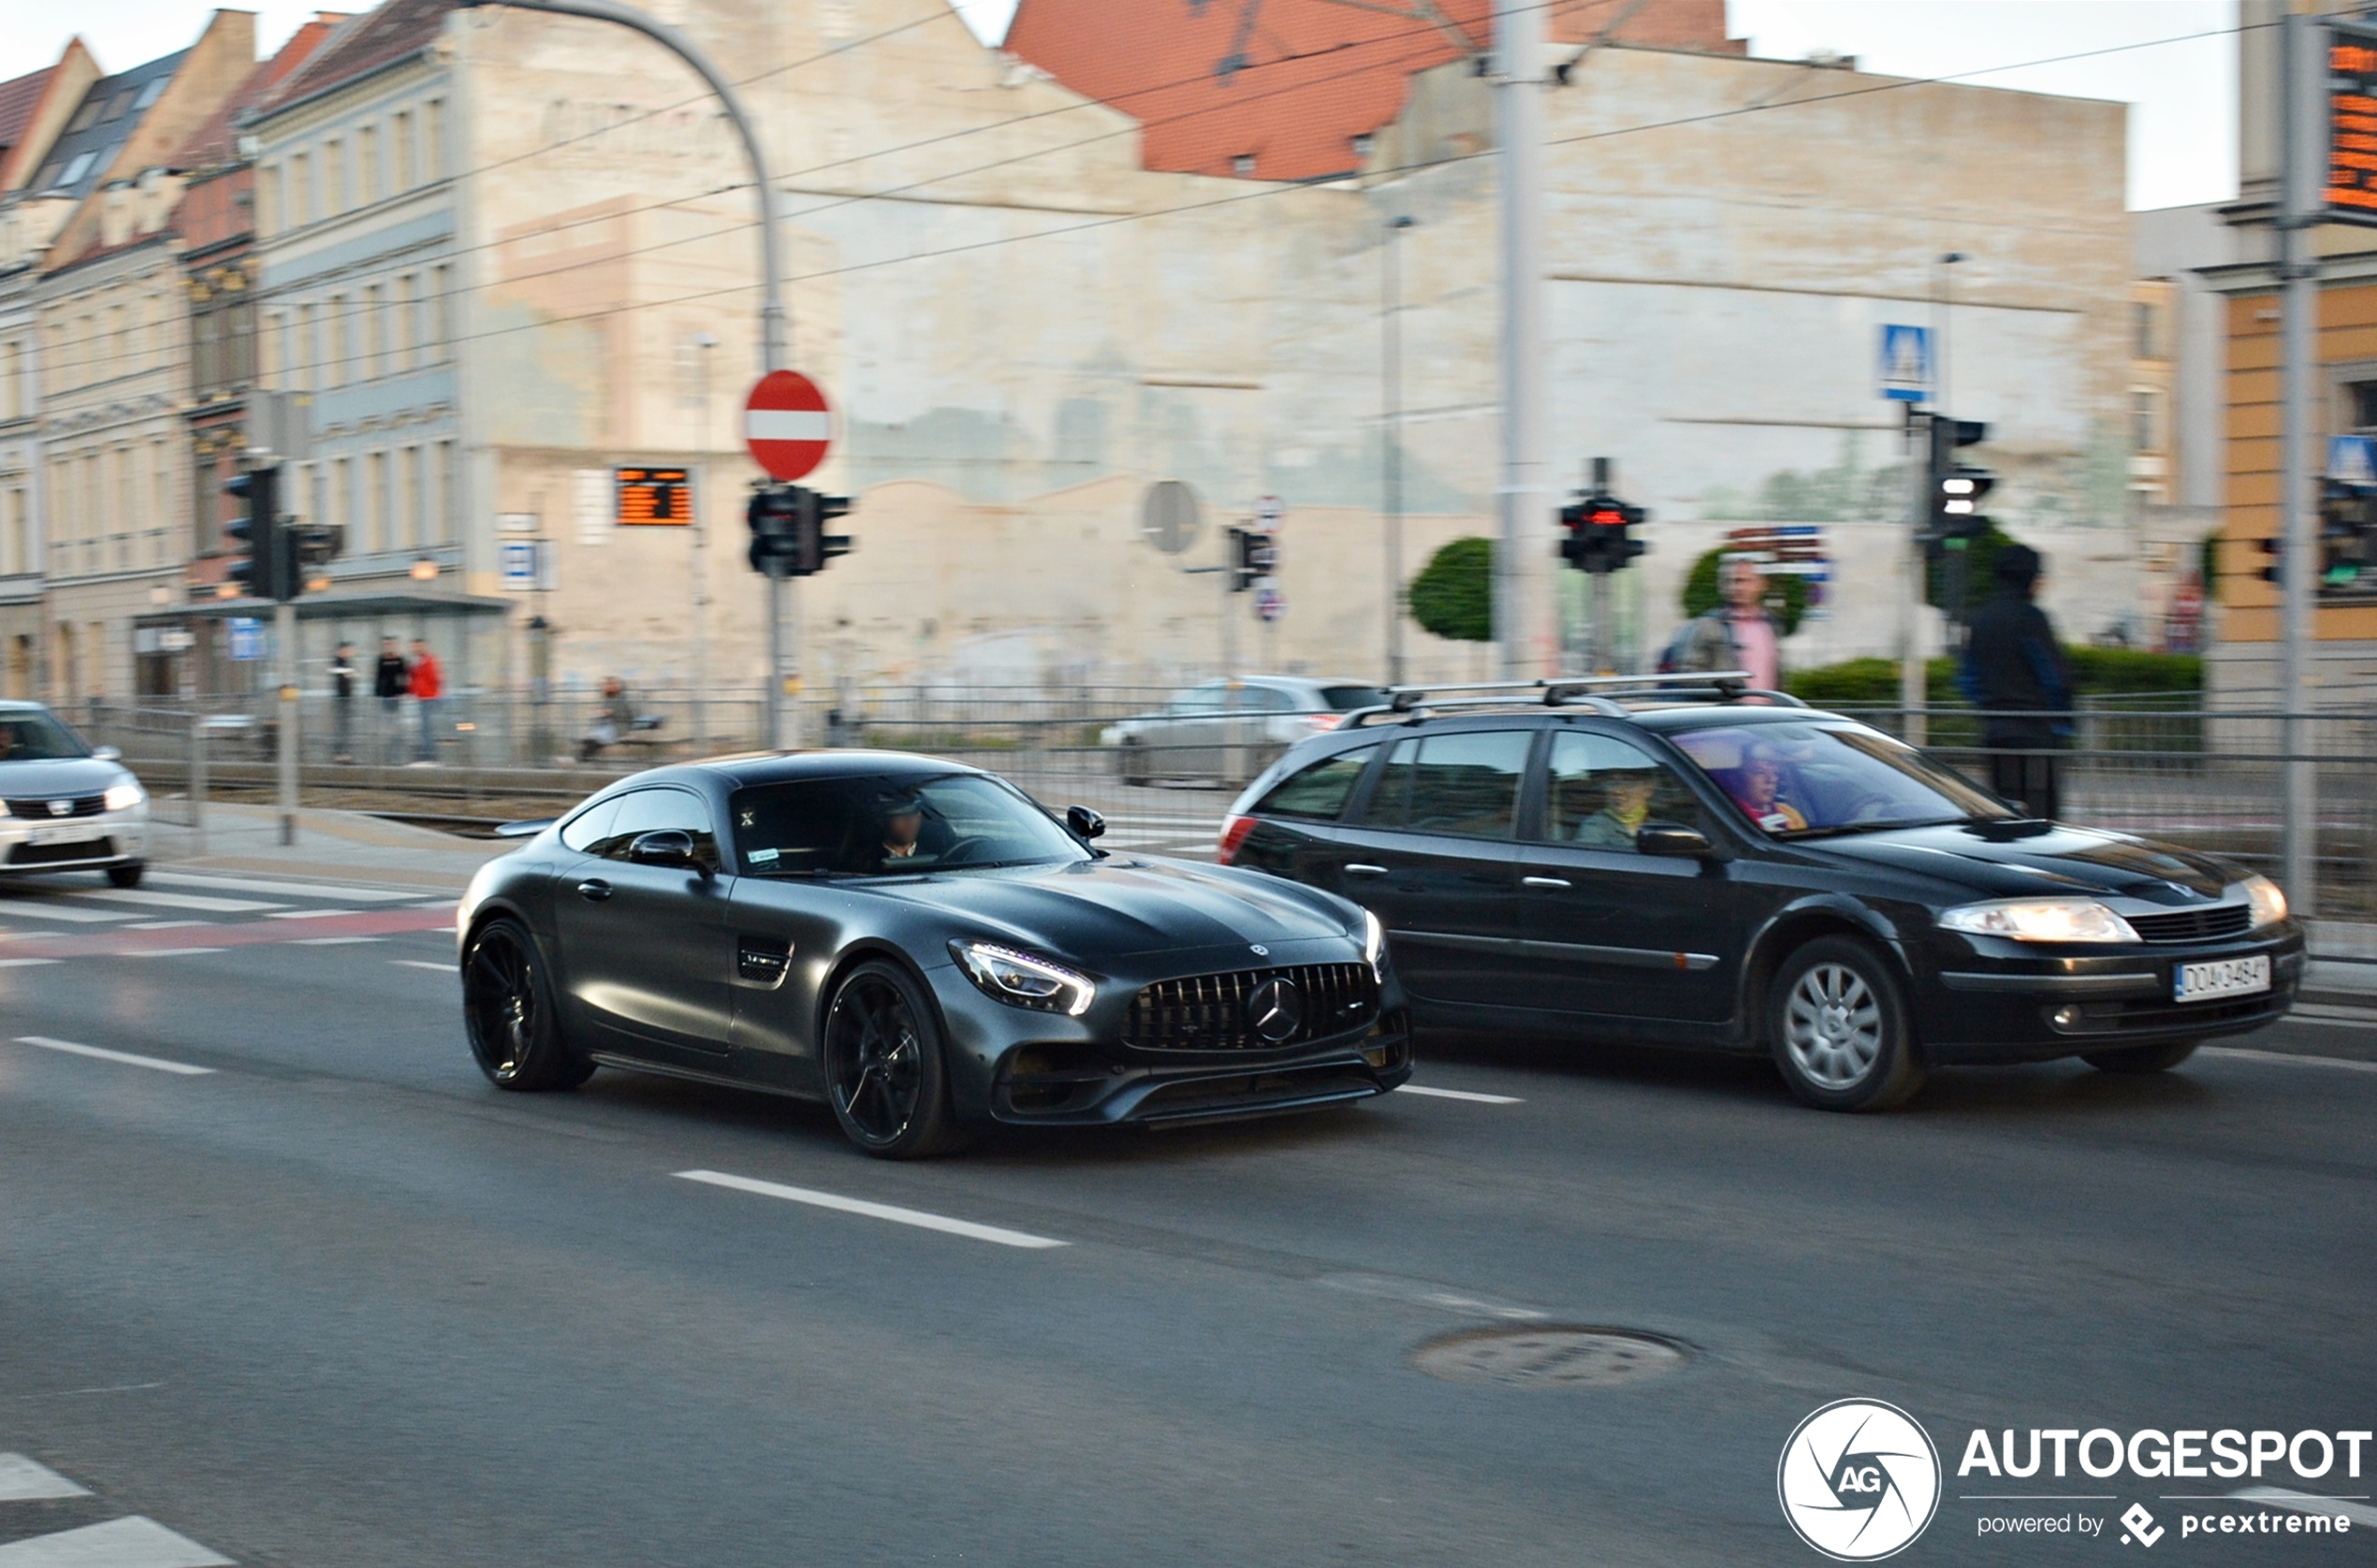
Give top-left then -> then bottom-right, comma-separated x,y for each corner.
951,941 -> 1095,1016
2242,875 -> 2289,930
1939,898 -> 2140,945
1362,908 -> 1388,980
0,797 -> 10,818
104,782 -> 145,812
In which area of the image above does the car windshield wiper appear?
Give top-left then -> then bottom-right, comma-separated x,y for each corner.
1772,815 -> 1974,841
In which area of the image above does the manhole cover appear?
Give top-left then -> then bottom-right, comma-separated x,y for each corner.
1412,1327 -> 1686,1388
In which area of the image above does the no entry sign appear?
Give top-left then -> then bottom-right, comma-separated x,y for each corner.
745,370 -> 834,482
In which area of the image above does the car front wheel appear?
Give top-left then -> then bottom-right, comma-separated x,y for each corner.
462,918 -> 594,1091
107,861 -> 144,889
2082,1038 -> 2199,1074
823,960 -> 964,1158
1768,935 -> 1925,1111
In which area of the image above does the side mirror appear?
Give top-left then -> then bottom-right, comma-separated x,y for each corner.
92,745 -> 122,762
628,829 -> 707,874
1636,820 -> 1714,859
1066,805 -> 1107,840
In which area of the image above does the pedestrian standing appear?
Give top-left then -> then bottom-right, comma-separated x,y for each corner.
1673,556 -> 1784,690
1960,544 -> 2074,821
329,641 -> 357,763
408,638 -> 445,764
373,637 -> 409,764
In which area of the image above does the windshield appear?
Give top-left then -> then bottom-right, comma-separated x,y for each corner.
1320,685 -> 1387,711
1668,721 -> 2010,836
729,772 -> 1092,876
0,710 -> 92,762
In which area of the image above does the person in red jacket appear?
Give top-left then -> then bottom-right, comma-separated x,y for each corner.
408,638 -> 445,763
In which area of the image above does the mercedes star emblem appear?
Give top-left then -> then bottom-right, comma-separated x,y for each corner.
1244,976 -> 1305,1045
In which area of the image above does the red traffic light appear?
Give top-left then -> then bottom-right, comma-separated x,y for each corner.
1588,508 -> 1626,528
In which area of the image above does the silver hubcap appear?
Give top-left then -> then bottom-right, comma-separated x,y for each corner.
1783,962 -> 1884,1089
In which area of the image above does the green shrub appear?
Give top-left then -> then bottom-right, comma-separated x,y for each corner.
1681,547 -> 1812,636
1409,536 -> 1494,643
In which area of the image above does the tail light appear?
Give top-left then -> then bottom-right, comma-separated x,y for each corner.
1217,814 -> 1257,864
1301,712 -> 1345,732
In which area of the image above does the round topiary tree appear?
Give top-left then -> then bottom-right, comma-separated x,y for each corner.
1408,536 -> 1495,643
1679,547 -> 1813,636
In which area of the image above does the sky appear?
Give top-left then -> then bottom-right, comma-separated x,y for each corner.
0,0 -> 2236,211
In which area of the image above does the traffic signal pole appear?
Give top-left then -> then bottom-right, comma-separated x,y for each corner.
2278,7 -> 2320,912
1493,0 -> 1555,679
275,599 -> 299,845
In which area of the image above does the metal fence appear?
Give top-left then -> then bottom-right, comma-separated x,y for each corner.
64,690 -> 2377,920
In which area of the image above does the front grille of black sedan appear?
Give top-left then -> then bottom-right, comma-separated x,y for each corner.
5,793 -> 106,820
1122,963 -> 1378,1052
2127,903 -> 2253,943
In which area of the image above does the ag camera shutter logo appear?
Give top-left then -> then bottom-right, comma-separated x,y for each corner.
1778,1399 -> 1942,1560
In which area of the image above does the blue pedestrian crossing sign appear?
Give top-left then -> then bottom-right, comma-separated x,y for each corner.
1879,324 -> 1932,401
2328,434 -> 2377,485
227,617 -> 264,661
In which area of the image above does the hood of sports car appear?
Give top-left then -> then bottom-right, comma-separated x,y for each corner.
858,854 -> 1359,960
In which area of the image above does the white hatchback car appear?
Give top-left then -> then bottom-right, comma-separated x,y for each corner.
1104,676 -> 1385,785
0,702 -> 150,887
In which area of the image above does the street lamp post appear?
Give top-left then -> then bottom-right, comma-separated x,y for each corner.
1382,214 -> 1414,687
691,330 -> 716,753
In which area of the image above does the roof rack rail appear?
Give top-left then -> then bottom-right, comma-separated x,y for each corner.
1349,673 -> 1805,724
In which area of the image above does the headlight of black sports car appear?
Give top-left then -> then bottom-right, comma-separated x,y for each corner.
951,940 -> 1097,1016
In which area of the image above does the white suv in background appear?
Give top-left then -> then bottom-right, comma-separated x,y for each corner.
0,702 -> 151,888
1105,676 -> 1385,785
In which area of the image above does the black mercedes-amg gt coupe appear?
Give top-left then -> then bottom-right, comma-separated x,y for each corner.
455,751 -> 1409,1155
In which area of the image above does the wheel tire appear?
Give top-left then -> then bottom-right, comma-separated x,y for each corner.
106,861 -> 145,889
2082,1038 -> 2200,1075
822,960 -> 965,1158
1768,935 -> 1925,1111
462,918 -> 594,1091
1119,740 -> 1150,787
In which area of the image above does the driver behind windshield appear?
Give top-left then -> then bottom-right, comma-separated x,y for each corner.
878,794 -> 928,864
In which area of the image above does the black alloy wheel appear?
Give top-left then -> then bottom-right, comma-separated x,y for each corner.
823,960 -> 962,1158
107,861 -> 145,889
1767,935 -> 1925,1111
2083,1038 -> 2201,1074
462,918 -> 594,1091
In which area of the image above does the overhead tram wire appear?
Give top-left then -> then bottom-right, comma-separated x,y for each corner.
61,13 -> 2256,387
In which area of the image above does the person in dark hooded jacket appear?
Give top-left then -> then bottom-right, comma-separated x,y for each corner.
1959,543 -> 2073,820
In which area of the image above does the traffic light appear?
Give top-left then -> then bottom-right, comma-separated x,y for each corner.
293,521 -> 345,592
1927,415 -> 1994,543
793,488 -> 853,575
2258,536 -> 2284,588
1229,526 -> 1264,592
225,465 -> 293,602
1557,490 -> 1646,574
747,485 -> 853,577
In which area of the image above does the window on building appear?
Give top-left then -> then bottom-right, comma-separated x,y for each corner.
5,487 -> 26,577
290,151 -> 311,225
392,109 -> 415,190
57,151 -> 95,188
2131,389 -> 2161,454
432,439 -> 454,543
193,451 -> 217,554
365,450 -> 387,553
227,298 -> 254,386
2351,381 -> 2377,430
66,96 -> 100,135
395,444 -> 418,549
328,455 -> 351,542
294,303 -> 315,391
135,77 -> 167,110
327,295 -> 347,387
392,274 -> 416,370
357,123 -> 379,205
362,283 -> 385,380
323,138 -> 344,214
2134,300 -> 2160,359
194,303 -> 220,392
424,99 -> 445,180
0,341 -> 17,422
429,264 -> 451,359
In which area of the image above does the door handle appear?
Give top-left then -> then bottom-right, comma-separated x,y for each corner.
1522,876 -> 1572,890
1344,864 -> 1389,878
576,878 -> 613,902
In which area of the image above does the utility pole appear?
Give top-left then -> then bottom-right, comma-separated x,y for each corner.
457,0 -> 791,745
691,330 -> 715,756
1493,0 -> 1554,679
1383,214 -> 1414,686
275,597 -> 298,845
1900,407 -> 1928,747
2278,5 -> 2320,911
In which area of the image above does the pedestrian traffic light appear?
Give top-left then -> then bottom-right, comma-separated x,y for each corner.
225,465 -> 294,602
793,488 -> 853,575
1927,415 -> 1994,543
1229,526 -> 1265,592
1557,489 -> 1646,574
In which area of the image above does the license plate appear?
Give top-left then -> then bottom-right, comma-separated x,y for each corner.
2174,954 -> 2269,1003
27,827 -> 98,848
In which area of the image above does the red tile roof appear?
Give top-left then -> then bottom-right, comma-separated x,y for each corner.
255,0 -> 453,119
174,16 -> 345,171
0,65 -> 58,155
1004,0 -> 1743,181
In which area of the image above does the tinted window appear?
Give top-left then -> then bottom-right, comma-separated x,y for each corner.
1165,682 -> 1228,716
733,772 -> 1090,877
600,788 -> 718,867
1244,686 -> 1295,714
1369,730 -> 1531,839
0,710 -> 91,762
1670,722 -> 2008,837
1320,685 -> 1386,712
1256,744 -> 1377,820
1542,731 -> 1705,851
557,796 -> 619,853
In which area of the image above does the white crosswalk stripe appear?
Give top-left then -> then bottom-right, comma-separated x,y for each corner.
145,871 -> 420,903
0,1516 -> 234,1566
0,902 -> 138,924
0,1455 -> 87,1503
75,889 -> 284,914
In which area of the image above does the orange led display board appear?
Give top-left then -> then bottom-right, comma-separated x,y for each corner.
2328,24 -> 2377,225
615,466 -> 692,525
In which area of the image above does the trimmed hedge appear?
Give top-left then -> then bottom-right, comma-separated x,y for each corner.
1409,536 -> 1494,643
1784,649 -> 2203,705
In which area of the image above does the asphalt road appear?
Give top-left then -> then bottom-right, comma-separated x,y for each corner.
2,867 -> 2372,1567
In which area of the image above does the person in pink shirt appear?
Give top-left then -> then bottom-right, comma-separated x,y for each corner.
1674,556 -> 1783,690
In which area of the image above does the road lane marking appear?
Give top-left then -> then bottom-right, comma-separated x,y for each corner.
293,936 -> 385,946
0,958 -> 61,968
0,1454 -> 89,1501
129,948 -> 227,959
390,960 -> 453,973
124,921 -> 208,931
2271,1015 -> 2376,1030
13,1038 -> 211,1076
2229,1488 -> 2377,1527
675,1169 -> 1070,1250
0,1516 -> 234,1567
0,902 -> 138,923
264,908 -> 363,921
2202,1046 -> 2377,1074
1398,1084 -> 1524,1104
149,870 -> 419,903
78,888 -> 284,913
